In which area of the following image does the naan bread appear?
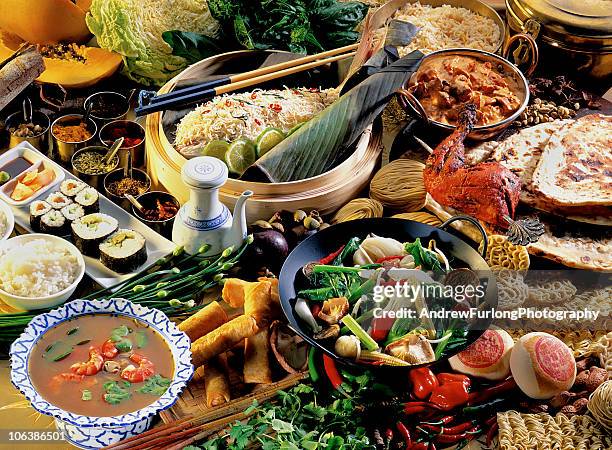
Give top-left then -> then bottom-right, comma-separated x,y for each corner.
531,114 -> 612,208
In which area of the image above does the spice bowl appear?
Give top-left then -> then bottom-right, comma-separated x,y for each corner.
104,168 -> 151,211
71,146 -> 120,190
132,191 -> 180,239
100,120 -> 146,168
50,114 -> 97,167
5,110 -> 50,152
84,91 -> 130,127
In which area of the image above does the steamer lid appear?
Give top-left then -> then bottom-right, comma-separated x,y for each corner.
182,156 -> 228,189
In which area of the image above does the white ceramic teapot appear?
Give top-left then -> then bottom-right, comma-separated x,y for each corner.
172,156 -> 252,255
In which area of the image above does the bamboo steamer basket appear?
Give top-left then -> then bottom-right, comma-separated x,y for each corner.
145,50 -> 383,222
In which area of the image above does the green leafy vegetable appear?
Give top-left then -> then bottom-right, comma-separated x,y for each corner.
43,341 -> 74,362
405,238 -> 444,272
81,390 -> 92,401
161,31 -> 223,65
103,381 -> 131,405
115,338 -> 133,353
242,52 -> 424,182
66,327 -> 79,336
332,237 -> 361,266
110,325 -> 130,343
137,375 -> 171,396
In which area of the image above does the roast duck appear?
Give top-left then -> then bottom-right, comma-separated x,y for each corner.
422,104 -> 543,244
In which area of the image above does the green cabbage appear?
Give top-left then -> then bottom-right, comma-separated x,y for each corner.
86,0 -> 219,86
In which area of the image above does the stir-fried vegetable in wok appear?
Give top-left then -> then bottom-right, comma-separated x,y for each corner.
294,234 -> 483,366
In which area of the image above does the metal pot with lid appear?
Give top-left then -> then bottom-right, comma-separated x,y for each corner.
506,0 -> 612,79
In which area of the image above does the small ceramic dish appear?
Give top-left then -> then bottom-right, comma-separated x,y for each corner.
0,234 -> 85,310
0,143 -> 65,207
0,199 -> 14,241
10,298 -> 194,449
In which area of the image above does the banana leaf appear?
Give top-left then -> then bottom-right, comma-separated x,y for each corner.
241,50 -> 424,182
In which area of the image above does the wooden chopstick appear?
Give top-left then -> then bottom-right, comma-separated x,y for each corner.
135,50 -> 356,116
147,43 -> 359,105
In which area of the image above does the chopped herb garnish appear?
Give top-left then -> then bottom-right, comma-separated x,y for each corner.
43,341 -> 74,362
137,374 -> 171,396
103,381 -> 131,405
110,325 -> 130,342
135,331 -> 148,349
75,339 -> 91,346
66,327 -> 79,336
115,338 -> 133,353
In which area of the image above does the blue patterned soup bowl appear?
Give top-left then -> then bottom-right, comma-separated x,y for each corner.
10,298 -> 194,449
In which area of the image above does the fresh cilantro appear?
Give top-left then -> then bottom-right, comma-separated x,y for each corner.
137,374 -> 171,396
135,330 -> 148,348
115,338 -> 133,353
110,325 -> 130,343
103,381 -> 131,405
81,390 -> 92,401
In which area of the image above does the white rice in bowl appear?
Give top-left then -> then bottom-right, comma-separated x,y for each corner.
0,238 -> 80,297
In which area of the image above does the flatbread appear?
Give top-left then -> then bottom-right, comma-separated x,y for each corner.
531,114 -> 612,208
466,119 -> 612,226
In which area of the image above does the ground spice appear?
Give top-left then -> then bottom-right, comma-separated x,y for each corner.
105,125 -> 143,148
108,178 -> 148,197
73,151 -> 118,175
53,122 -> 92,142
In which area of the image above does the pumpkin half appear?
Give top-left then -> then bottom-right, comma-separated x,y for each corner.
0,31 -> 123,88
0,0 -> 93,45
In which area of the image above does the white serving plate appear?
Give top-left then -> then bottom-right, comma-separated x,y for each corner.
0,198 -> 14,241
0,144 -> 65,206
6,142 -> 175,288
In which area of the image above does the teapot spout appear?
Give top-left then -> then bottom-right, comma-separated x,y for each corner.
229,190 -> 253,248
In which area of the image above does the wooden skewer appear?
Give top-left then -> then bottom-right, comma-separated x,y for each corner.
148,42 -> 360,105
135,50 -> 356,116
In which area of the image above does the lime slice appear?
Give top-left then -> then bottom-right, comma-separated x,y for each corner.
287,122 -> 304,136
202,140 -> 230,160
255,127 -> 285,157
225,139 -> 257,175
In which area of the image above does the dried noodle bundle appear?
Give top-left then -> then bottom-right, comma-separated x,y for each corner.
588,381 -> 612,432
526,279 -> 577,306
369,159 -> 427,210
478,234 -> 530,271
392,211 -> 442,226
495,270 -> 528,311
332,198 -> 384,223
497,411 -> 612,450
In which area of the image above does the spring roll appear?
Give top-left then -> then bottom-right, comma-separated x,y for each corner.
178,301 -> 228,342
204,355 -> 231,407
244,329 -> 272,384
191,315 -> 258,367
243,280 -> 275,327
222,278 -> 253,308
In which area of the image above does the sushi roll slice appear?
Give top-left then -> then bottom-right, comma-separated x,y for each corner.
61,203 -> 85,224
60,179 -> 86,198
40,210 -> 67,235
30,200 -> 52,232
99,229 -> 147,273
75,187 -> 99,214
71,213 -> 118,257
46,191 -> 72,210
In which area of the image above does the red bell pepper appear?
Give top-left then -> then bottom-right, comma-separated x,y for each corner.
409,367 -> 440,400
436,373 -> 471,390
429,381 -> 470,411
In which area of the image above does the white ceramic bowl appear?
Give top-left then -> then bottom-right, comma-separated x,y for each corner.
0,234 -> 85,310
0,199 -> 14,241
10,299 -> 194,449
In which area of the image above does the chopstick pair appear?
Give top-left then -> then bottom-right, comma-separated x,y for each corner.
135,43 -> 359,117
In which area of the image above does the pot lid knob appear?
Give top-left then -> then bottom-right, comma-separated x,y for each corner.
182,156 -> 228,189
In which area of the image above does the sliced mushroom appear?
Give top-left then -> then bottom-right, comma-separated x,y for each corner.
314,324 -> 340,340
269,320 -> 309,374
318,297 -> 349,325
104,360 -> 121,374
384,334 -> 436,365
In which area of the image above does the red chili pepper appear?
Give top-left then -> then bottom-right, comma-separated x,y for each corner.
375,255 -> 403,263
403,402 -> 442,415
409,443 -> 429,450
420,420 -> 476,435
311,303 -> 321,317
254,118 -> 261,126
269,103 -> 282,112
396,421 -> 411,447
250,93 -> 257,99
370,317 -> 394,342
409,367 -> 439,400
322,354 -> 343,391
429,382 -> 470,411
433,426 -> 481,444
225,100 -> 232,106
385,428 -> 394,449
436,373 -> 471,390
486,422 -> 499,447
319,245 -> 345,265
422,416 -> 454,426
427,444 -> 436,450
467,378 -> 517,405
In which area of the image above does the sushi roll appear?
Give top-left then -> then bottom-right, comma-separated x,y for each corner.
46,191 -> 72,210
40,210 -> 67,235
99,229 -> 147,273
60,179 -> 86,198
61,203 -> 85,224
75,187 -> 99,214
30,200 -> 52,232
71,213 -> 118,257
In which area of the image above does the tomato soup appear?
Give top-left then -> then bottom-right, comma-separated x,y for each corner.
28,314 -> 174,417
